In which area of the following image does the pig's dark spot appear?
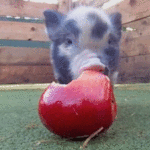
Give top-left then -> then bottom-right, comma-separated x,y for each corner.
103,67 -> 109,76
110,12 -> 122,39
104,47 -> 119,69
105,47 -> 116,56
88,13 -> 108,39
52,42 -> 73,84
108,33 -> 118,45
44,10 -> 62,27
64,19 -> 80,38
110,13 -> 122,30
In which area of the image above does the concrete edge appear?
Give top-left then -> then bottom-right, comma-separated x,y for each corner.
0,83 -> 150,91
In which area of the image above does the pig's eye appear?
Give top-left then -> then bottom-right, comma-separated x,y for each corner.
65,38 -> 73,46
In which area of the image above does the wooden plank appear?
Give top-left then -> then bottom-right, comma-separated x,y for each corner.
120,33 -> 150,57
120,15 -> 150,58
0,46 -> 149,84
58,0 -> 72,14
105,0 -> 150,24
122,16 -> 150,38
119,55 -> 150,76
0,0 -> 58,18
118,54 -> 150,83
0,21 -> 48,41
134,55 -> 150,74
0,47 -> 50,65
0,55 -> 149,84
78,0 -> 109,7
119,56 -> 135,75
118,75 -> 150,84
0,66 -> 55,84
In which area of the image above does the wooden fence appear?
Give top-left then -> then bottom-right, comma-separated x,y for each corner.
109,0 -> 150,83
0,0 -> 150,84
0,0 -> 57,84
75,0 -> 150,83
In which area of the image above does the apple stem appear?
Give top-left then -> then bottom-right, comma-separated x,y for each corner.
81,127 -> 104,149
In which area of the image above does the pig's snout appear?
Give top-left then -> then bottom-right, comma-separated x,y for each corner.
79,57 -> 105,74
71,50 -> 106,79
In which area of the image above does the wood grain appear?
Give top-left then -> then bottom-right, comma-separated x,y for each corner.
120,33 -> 150,57
58,0 -> 72,14
105,0 -> 150,24
120,16 -> 150,57
0,0 -> 58,18
0,65 -> 55,84
0,46 -> 56,84
0,21 -> 48,41
0,47 -> 50,65
119,54 -> 150,83
78,0 -> 109,7
122,17 -> 150,38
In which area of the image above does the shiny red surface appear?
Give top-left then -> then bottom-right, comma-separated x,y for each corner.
38,70 -> 117,138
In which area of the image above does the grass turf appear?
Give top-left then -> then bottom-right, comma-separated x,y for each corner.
0,83 -> 150,150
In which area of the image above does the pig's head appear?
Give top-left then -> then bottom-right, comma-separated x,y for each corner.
44,6 -> 122,84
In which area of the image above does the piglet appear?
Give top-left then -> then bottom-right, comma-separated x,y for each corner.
44,6 -> 122,84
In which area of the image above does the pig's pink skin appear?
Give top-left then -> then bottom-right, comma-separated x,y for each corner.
38,70 -> 117,138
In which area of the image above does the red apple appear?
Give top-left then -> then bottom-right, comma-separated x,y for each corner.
38,70 -> 117,138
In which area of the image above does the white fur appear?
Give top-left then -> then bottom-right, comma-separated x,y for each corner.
111,71 -> 119,84
70,49 -> 105,79
58,44 -> 73,58
46,6 -> 120,84
66,6 -> 112,49
57,6 -> 114,80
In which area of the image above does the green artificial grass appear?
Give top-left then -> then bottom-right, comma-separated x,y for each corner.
0,84 -> 150,150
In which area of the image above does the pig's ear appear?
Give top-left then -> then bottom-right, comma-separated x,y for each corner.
110,12 -> 122,40
44,10 -> 63,40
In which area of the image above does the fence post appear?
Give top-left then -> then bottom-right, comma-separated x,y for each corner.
58,0 -> 72,14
